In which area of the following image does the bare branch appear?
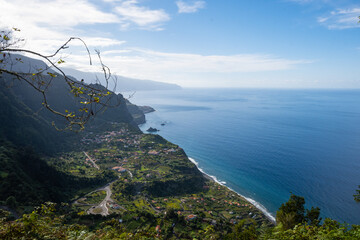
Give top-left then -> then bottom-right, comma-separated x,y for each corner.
0,28 -> 120,131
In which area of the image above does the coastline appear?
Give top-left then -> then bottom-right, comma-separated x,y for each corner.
188,157 -> 276,223
140,110 -> 276,223
135,88 -> 360,225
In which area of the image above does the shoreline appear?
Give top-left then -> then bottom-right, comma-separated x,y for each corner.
188,157 -> 276,223
140,112 -> 276,223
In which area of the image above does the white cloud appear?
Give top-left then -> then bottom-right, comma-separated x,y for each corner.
176,0 -> 206,13
0,0 -> 119,28
0,0 -> 311,88
113,0 -> 170,30
62,47 -> 311,87
0,0 -> 126,54
318,8 -> 360,29
74,38 -> 126,48
122,49 -> 309,73
101,50 -> 133,55
317,17 -> 329,23
287,0 -> 360,29
0,0 -> 170,57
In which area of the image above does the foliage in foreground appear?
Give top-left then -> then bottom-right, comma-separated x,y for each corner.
354,186 -> 360,203
1,201 -> 360,240
262,220 -> 360,240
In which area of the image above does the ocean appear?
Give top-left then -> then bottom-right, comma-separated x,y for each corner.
124,88 -> 360,224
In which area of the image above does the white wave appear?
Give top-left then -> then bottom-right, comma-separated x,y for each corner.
189,158 -> 228,185
188,157 -> 199,166
243,195 -> 276,223
188,157 -> 276,223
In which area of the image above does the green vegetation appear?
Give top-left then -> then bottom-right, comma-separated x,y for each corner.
1,197 -> 360,239
276,194 -> 321,230
72,125 -> 272,238
1,122 -> 360,239
0,139 -> 116,209
1,32 -> 359,238
354,186 -> 360,203
84,191 -> 107,205
0,124 -> 273,239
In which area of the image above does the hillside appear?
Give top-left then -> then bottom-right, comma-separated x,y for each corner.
0,121 -> 273,238
126,99 -> 155,124
0,139 -> 116,207
2,122 -> 360,239
0,55 -> 141,207
0,82 -> 71,154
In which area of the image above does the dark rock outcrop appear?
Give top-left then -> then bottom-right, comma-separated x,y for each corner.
147,127 -> 159,132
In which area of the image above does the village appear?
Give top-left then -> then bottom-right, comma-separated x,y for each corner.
49,124 -> 272,237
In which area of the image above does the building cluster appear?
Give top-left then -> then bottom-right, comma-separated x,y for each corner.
80,129 -> 139,145
112,166 -> 127,173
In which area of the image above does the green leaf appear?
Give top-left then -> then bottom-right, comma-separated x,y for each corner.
47,72 -> 57,78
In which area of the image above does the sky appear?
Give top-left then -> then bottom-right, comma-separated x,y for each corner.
1,0 -> 360,88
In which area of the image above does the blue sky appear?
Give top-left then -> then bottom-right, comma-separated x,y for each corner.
1,0 -> 360,88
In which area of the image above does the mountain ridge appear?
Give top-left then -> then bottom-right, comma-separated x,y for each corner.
61,67 -> 182,92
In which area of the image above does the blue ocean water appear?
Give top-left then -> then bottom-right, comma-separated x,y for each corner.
125,88 -> 360,224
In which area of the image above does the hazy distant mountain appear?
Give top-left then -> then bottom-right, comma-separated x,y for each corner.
2,54 -> 50,74
61,67 -> 182,92
2,54 -> 181,92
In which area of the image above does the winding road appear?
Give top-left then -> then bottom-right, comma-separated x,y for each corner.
75,152 -> 128,216
85,178 -> 126,216
87,184 -> 112,216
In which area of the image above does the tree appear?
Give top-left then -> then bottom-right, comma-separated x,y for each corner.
354,185 -> 360,203
276,194 -> 305,229
276,194 -> 321,230
225,220 -> 258,240
0,28 -> 118,131
5,196 -> 17,209
305,207 -> 321,226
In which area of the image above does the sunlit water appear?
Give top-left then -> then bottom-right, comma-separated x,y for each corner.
124,88 -> 360,224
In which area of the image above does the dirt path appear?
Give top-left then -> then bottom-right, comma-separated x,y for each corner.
145,198 -> 161,214
127,169 -> 133,178
83,151 -> 99,169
